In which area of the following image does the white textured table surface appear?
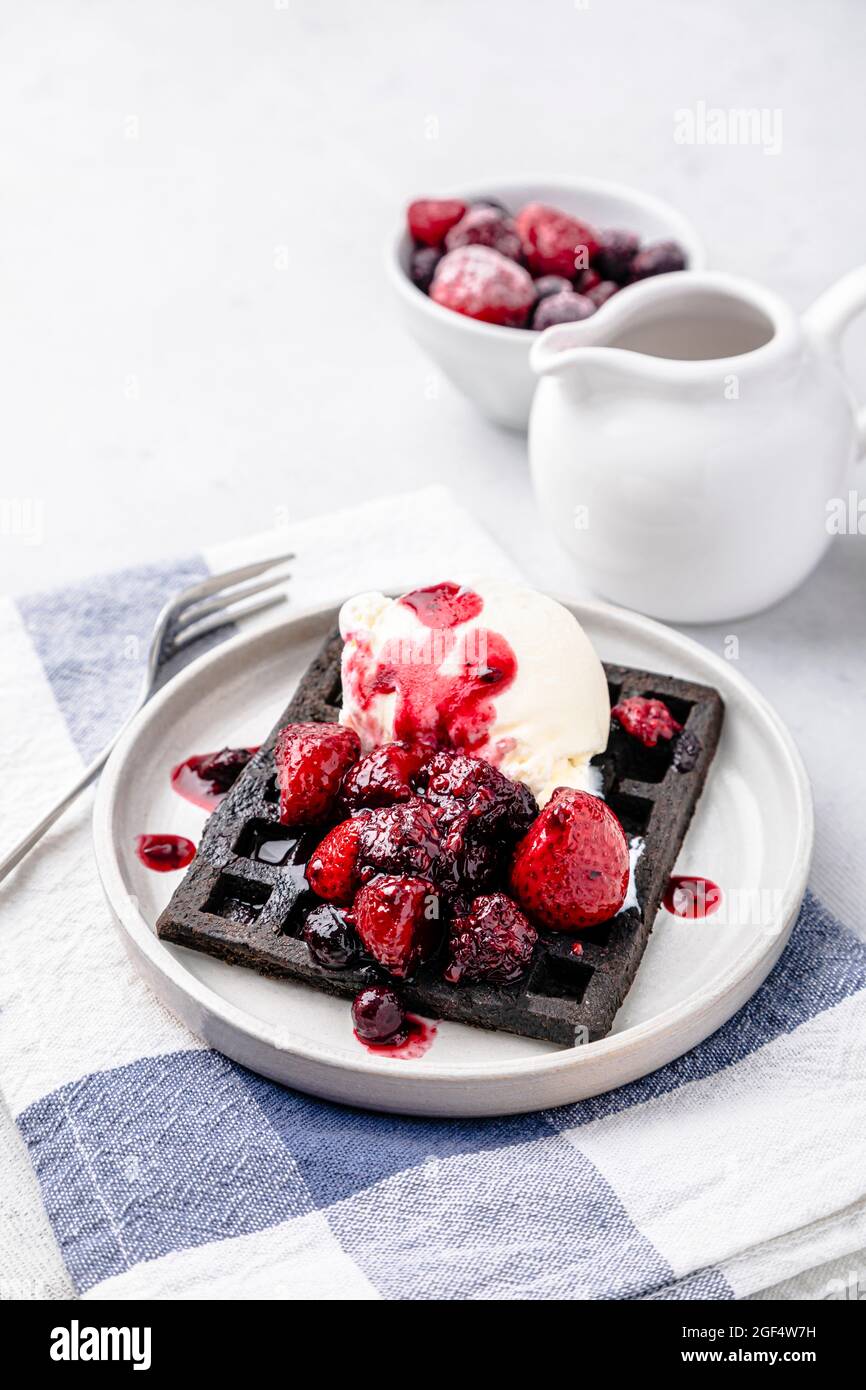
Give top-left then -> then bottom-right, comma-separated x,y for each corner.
2,0 -> 865,1302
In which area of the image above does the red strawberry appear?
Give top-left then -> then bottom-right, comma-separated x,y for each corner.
515,202 -> 601,278
306,818 -> 365,903
509,788 -> 629,930
274,722 -> 360,826
407,198 -> 467,248
444,892 -> 537,985
348,874 -> 442,978
340,739 -> 435,812
430,246 -> 535,327
611,696 -> 682,747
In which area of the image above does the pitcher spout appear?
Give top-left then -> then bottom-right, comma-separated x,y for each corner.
530,321 -> 609,380
530,325 -> 652,396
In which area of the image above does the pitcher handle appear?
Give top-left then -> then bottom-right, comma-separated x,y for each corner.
803,265 -> 866,458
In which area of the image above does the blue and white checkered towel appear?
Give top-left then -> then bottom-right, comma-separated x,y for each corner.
1,487 -> 865,1301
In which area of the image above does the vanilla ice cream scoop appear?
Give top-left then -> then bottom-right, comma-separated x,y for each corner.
338,577 -> 609,804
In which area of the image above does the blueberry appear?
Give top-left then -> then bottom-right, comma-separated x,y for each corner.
532,291 -> 596,331
630,240 -> 687,280
303,903 -> 359,969
672,730 -> 702,773
351,985 -> 407,1044
469,197 -> 510,215
594,229 -> 640,284
409,246 -> 443,294
587,280 -> 619,308
532,275 -> 573,302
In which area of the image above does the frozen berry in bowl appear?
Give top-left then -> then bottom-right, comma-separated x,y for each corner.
407,198 -> 467,247
430,245 -> 535,328
444,892 -> 538,985
594,228 -> 640,284
409,246 -> 442,293
611,695 -> 683,747
575,268 -> 602,294
587,279 -> 619,309
532,290 -> 596,331
351,984 -> 408,1046
444,206 -> 522,261
515,202 -> 601,278
630,240 -> 687,279
468,196 -> 511,215
304,903 -> 360,970
510,788 -> 629,930
532,274 -> 573,301
274,723 -> 361,826
348,874 -> 442,978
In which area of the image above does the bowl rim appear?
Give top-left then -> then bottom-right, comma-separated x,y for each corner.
385,174 -> 708,343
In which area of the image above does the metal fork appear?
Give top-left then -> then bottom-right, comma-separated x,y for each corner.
0,552 -> 294,885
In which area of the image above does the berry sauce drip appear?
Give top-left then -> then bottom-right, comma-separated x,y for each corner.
170,747 -> 259,811
345,622 -> 518,754
354,1015 -> 437,1059
399,581 -> 484,629
135,834 -> 196,873
663,876 -> 722,920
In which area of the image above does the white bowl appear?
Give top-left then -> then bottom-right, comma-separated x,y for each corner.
387,177 -> 707,431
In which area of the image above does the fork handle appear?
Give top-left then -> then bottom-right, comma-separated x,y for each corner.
0,744 -> 115,885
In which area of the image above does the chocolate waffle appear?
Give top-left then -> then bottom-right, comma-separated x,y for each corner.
156,630 -> 723,1045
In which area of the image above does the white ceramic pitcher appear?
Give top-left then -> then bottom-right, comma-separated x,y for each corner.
528,268 -> 866,622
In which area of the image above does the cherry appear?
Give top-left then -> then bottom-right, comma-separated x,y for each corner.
352,985 -> 408,1045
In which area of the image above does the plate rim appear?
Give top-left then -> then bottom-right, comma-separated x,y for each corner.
93,594 -> 813,1091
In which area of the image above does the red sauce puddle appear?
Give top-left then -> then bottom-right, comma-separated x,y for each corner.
354,1015 -> 437,1059
170,747 -> 259,811
136,833 -> 196,872
663,875 -> 722,919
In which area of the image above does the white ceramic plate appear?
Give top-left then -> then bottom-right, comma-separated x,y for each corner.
93,598 -> 812,1117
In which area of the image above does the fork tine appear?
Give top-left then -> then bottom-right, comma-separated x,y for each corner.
168,591 -> 288,651
166,551 -> 296,613
173,570 -> 292,632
